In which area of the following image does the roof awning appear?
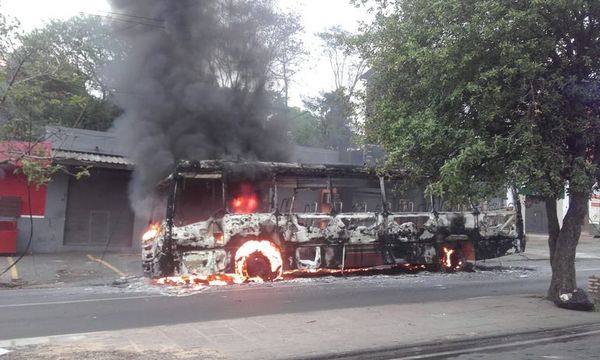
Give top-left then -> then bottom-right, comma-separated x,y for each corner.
52,149 -> 132,169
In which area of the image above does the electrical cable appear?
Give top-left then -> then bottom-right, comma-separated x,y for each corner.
96,10 -> 164,23
86,13 -> 165,29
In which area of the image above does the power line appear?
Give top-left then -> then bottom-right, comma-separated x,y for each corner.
85,13 -> 165,29
98,10 -> 164,24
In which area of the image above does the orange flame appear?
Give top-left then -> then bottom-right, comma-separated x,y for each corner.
154,244 -> 470,288
142,222 -> 160,241
442,246 -> 454,268
441,245 -> 463,271
235,240 -> 283,280
230,193 -> 259,214
155,273 -> 244,286
154,263 -> 430,287
283,263 -> 426,278
154,240 -> 284,287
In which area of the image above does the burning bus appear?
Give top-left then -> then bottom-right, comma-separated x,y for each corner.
142,160 -> 525,283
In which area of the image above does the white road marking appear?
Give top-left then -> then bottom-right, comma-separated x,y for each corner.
465,296 -> 493,300
0,294 -> 164,308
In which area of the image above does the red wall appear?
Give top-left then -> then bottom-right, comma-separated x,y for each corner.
0,171 -> 47,216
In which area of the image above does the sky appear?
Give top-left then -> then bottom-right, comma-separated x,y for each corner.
1,0 -> 371,107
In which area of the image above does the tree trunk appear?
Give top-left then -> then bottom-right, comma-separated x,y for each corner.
547,191 -> 588,301
512,188 -> 525,248
544,196 -> 560,267
282,61 -> 289,108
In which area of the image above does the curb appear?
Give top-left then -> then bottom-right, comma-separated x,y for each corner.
296,322 -> 600,360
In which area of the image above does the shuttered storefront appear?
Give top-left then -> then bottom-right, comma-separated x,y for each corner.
64,168 -> 134,247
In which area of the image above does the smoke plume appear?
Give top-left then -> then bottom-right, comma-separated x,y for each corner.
107,0 -> 290,217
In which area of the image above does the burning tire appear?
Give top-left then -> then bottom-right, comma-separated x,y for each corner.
234,240 -> 283,281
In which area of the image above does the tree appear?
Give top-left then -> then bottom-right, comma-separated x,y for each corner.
1,14 -> 122,136
301,27 -> 367,151
266,92 -> 322,147
269,11 -> 306,108
356,0 -> 600,303
1,13 -> 120,184
304,89 -> 355,150
285,107 -> 322,147
319,26 -> 366,98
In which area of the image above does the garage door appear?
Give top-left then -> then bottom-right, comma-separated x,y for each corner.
64,168 -> 134,247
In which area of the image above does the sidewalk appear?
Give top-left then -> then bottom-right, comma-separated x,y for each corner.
1,232 -> 599,289
1,294 -> 599,359
0,253 -> 141,288
520,233 -> 600,261
1,235 -> 599,359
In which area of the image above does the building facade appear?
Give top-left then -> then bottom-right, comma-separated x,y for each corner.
3,127 -> 392,254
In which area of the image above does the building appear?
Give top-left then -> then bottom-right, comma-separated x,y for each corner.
1,127 -> 141,253
2,127 -> 393,254
523,195 -> 598,236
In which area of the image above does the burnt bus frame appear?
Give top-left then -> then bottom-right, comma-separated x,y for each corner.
160,160 -> 524,276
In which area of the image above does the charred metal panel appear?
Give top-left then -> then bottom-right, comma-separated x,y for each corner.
221,213 -> 279,242
162,209 -> 522,275
175,160 -> 400,180
295,246 -> 321,269
171,220 -> 216,248
145,160 -> 524,277
181,249 -> 228,275
474,236 -> 522,260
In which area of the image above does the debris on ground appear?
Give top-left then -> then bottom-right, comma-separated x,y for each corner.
0,280 -> 26,288
556,288 -> 595,311
1,344 -> 223,360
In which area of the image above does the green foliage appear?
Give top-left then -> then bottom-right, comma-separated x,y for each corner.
17,160 -> 62,189
14,160 -> 89,188
0,11 -> 119,186
268,10 -> 306,107
356,0 -> 600,202
0,14 -> 122,142
284,106 -> 323,147
304,89 -> 356,150
293,27 -> 368,152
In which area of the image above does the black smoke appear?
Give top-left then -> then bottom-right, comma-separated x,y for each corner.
106,0 -> 290,217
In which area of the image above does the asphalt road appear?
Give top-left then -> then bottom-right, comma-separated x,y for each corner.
0,261 -> 598,341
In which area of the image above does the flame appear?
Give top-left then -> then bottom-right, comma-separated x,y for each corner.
142,222 -> 160,241
441,245 -> 463,271
230,184 -> 259,214
230,193 -> 259,214
154,240 -> 284,287
235,240 -> 283,280
155,273 -> 245,286
153,244 -> 475,289
442,246 -> 454,268
283,263 -> 427,278
154,263 -> 430,288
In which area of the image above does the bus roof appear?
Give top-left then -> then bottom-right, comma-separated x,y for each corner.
174,160 -> 402,179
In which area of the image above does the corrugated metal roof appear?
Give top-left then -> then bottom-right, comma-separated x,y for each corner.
46,126 -> 127,156
52,149 -> 132,167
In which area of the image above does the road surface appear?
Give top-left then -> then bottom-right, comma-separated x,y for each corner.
0,260 -> 598,341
